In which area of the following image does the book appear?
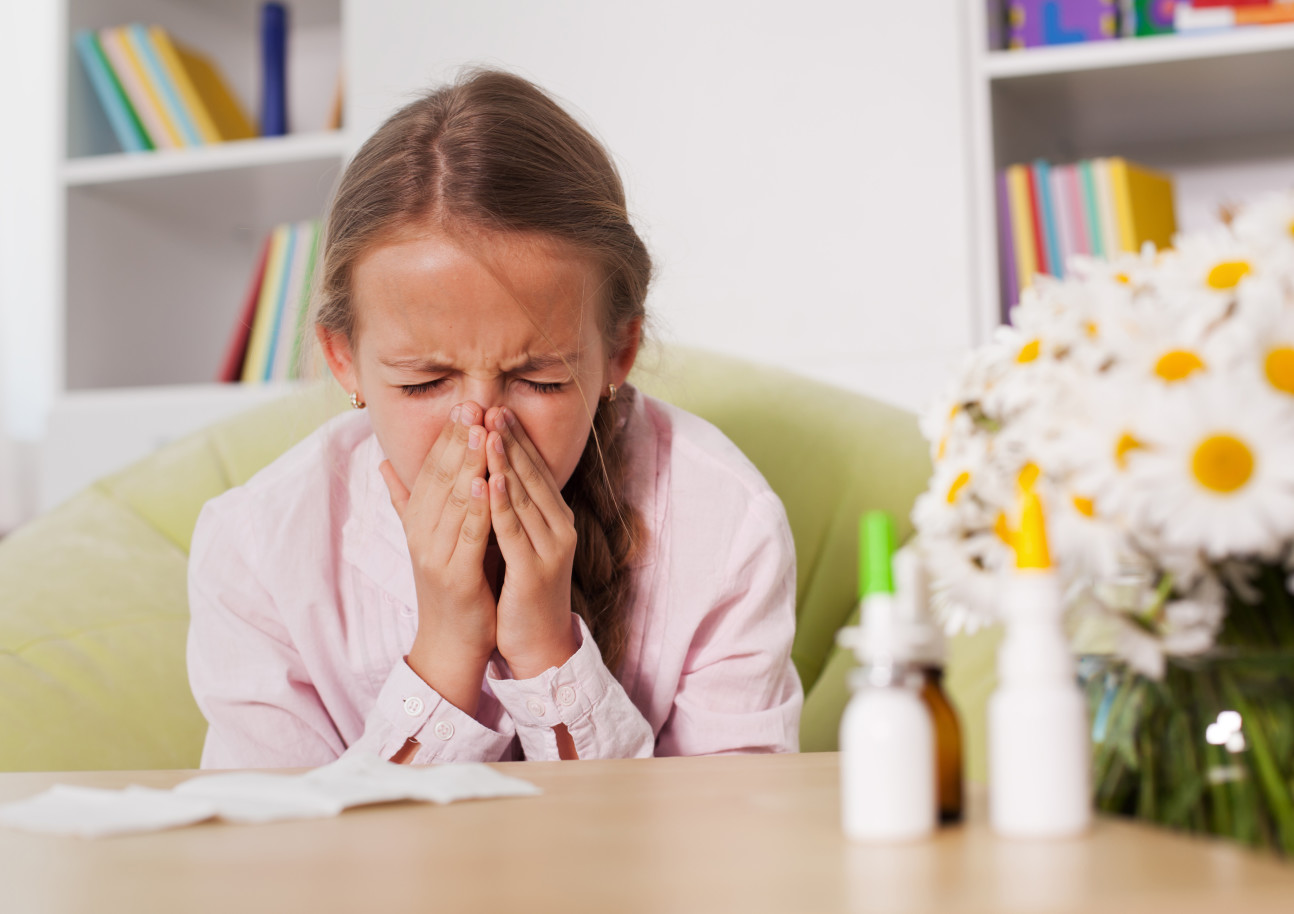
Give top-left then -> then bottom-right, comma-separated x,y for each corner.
170,40 -> 257,142
1034,160 -> 1065,277
1077,159 -> 1106,257
1132,0 -> 1178,34
1007,164 -> 1040,292
242,224 -> 292,383
1024,164 -> 1052,276
1048,162 -> 1075,276
218,235 -> 273,382
1091,158 -> 1124,254
260,3 -> 289,136
287,221 -> 323,378
73,30 -> 153,153
98,27 -> 179,149
268,222 -> 313,381
1108,157 -> 1177,252
148,27 -> 222,145
1008,0 -> 1120,48
1057,163 -> 1091,258
997,170 -> 1020,317
260,224 -> 300,382
126,24 -> 201,146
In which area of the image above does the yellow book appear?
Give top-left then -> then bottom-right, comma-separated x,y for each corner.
242,225 -> 292,383
148,26 -> 221,144
98,27 -> 178,149
112,25 -> 186,148
1006,164 -> 1038,292
1109,157 -> 1176,253
173,41 -> 256,141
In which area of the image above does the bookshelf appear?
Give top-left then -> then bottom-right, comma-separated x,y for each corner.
23,0 -> 351,512
966,8 -> 1294,330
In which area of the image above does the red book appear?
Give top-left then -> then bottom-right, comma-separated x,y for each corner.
1023,165 -> 1051,277
217,233 -> 272,382
1190,1 -> 1271,7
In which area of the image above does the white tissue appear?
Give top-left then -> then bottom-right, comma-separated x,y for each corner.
0,758 -> 541,838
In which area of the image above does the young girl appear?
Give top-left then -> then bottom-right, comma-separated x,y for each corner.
187,69 -> 802,766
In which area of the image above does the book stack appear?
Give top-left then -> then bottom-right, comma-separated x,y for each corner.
995,158 -> 1177,311
73,24 -> 255,154
219,221 -> 324,384
1000,1 -> 1294,47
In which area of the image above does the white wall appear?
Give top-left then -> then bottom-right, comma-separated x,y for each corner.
347,0 -> 979,412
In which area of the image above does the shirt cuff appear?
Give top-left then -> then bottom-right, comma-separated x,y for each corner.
487,614 -> 623,758
368,658 -> 517,763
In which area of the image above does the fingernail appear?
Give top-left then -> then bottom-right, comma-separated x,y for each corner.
450,405 -> 461,424
492,435 -> 505,454
501,407 -> 514,427
460,405 -> 474,426
468,428 -> 482,449
494,474 -> 507,492
471,478 -> 485,497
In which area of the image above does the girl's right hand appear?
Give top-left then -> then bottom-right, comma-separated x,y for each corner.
379,401 -> 496,716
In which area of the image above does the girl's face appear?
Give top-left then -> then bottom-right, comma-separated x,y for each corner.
319,230 -> 639,493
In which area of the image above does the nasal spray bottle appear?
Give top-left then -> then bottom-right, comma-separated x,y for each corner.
839,512 -> 936,842
988,488 -> 1092,838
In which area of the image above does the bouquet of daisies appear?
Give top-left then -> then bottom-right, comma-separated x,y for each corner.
915,191 -> 1294,853
914,191 -> 1294,678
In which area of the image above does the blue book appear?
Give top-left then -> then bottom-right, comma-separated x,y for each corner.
261,222 -> 299,381
1032,159 -> 1065,278
73,30 -> 152,153
260,3 -> 288,136
127,23 -> 203,146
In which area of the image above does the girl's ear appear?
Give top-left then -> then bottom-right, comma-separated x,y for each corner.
607,317 -> 643,388
316,324 -> 360,394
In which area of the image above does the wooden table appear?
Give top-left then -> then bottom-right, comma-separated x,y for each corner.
2,752 -> 1293,913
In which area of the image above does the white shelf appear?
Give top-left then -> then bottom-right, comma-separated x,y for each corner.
984,24 -> 1294,79
63,131 -> 351,186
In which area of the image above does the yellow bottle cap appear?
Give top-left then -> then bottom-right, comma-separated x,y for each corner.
1016,488 -> 1052,570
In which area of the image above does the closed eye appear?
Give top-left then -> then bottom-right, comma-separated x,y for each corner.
400,379 -> 447,397
524,380 -> 565,394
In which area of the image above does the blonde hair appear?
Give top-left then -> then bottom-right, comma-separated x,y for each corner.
312,69 -> 651,671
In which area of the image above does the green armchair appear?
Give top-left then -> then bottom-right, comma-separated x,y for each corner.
0,348 -> 996,774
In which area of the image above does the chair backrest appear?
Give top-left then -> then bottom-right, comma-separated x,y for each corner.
0,347 -> 935,770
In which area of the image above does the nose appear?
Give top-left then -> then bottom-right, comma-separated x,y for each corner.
459,377 -> 506,416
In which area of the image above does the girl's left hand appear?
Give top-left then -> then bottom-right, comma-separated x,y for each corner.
485,406 -> 580,680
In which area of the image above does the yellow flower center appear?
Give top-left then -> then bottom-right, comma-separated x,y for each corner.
1017,339 -> 1041,364
1115,433 -> 1145,470
947,471 -> 971,503
1207,260 -> 1251,290
1085,322 -> 1099,338
937,436 -> 949,461
1287,219 -> 1294,239
1191,434 -> 1254,494
1018,462 -> 1040,491
1115,273 -> 1131,285
1154,350 -> 1206,383
1072,495 -> 1096,518
1265,347 -> 1294,395
994,512 -> 1014,547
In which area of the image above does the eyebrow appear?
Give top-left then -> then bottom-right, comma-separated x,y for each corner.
377,350 -> 582,374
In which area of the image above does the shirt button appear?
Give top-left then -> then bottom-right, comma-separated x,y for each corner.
557,686 -> 577,707
433,720 -> 454,741
526,698 -> 547,718
403,696 -> 424,717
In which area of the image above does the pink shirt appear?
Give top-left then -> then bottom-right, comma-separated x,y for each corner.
187,391 -> 802,767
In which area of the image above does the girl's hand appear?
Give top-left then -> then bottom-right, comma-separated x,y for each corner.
380,401 -> 496,715
485,406 -> 580,680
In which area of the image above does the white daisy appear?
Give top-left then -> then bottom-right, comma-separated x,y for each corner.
1125,376 -> 1294,560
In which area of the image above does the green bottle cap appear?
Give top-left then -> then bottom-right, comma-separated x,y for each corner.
859,511 -> 896,599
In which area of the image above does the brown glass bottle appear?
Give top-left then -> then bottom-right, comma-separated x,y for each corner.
920,667 -> 964,824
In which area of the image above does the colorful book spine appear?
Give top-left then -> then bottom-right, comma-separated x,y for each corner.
1033,160 -> 1065,277
288,221 -> 323,378
1133,0 -> 1178,34
126,23 -> 201,147
269,222 -> 315,381
149,26 -> 222,145
242,224 -> 292,383
1057,164 -> 1091,258
260,3 -> 289,136
1024,165 -> 1051,277
1091,158 -> 1124,254
1006,164 -> 1039,293
261,224 -> 300,382
98,27 -> 179,149
172,41 -> 257,142
1077,159 -> 1105,257
73,30 -> 153,153
218,235 -> 273,382
1108,157 -> 1177,252
1048,163 -> 1075,277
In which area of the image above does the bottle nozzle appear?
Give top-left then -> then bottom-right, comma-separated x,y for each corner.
860,512 -> 897,599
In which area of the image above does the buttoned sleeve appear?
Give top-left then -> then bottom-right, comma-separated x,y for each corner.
187,491 -> 517,768
654,488 -> 803,757
487,614 -> 654,760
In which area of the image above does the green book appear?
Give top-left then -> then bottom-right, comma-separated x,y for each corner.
1078,160 -> 1105,259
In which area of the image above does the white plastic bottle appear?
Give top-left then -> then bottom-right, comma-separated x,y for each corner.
839,514 -> 936,843
988,489 -> 1092,838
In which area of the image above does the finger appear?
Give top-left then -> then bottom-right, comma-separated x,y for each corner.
439,424 -> 489,537
491,407 -> 570,526
451,475 -> 492,565
413,401 -> 471,491
414,402 -> 481,519
486,428 -> 550,545
379,459 -> 411,519
488,468 -> 534,558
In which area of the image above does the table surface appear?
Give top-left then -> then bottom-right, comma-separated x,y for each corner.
2,752 -> 1293,914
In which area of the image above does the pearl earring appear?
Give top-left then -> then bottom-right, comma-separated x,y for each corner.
350,391 -> 366,410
